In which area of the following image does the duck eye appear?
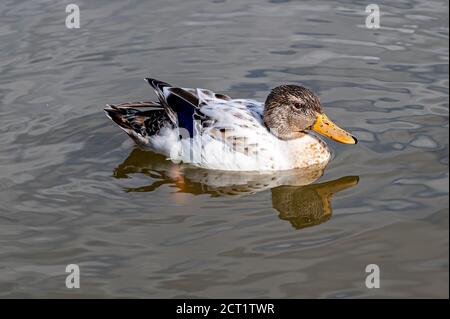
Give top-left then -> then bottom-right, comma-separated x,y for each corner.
293,102 -> 303,109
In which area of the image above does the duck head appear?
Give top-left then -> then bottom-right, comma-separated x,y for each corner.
263,85 -> 357,144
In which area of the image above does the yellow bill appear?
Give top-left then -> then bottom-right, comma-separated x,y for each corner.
312,113 -> 357,144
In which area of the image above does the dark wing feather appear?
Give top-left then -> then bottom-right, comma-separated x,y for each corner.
145,77 -> 208,137
106,101 -> 162,109
104,101 -> 171,138
145,78 -> 178,124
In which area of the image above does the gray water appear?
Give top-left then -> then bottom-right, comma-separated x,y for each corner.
0,0 -> 448,298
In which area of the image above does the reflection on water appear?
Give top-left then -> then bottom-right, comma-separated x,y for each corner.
272,176 -> 359,230
114,148 -> 359,229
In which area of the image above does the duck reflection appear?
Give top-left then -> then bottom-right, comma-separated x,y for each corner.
272,176 -> 359,229
113,148 -> 359,230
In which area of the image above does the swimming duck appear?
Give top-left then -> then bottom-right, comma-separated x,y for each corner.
105,78 -> 356,171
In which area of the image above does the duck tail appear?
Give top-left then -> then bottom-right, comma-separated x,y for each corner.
104,101 -> 168,146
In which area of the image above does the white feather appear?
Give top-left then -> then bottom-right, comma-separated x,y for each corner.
144,94 -> 331,171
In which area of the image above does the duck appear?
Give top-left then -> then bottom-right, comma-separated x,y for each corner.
105,78 -> 357,171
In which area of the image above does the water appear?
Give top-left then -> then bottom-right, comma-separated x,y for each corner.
0,0 -> 448,298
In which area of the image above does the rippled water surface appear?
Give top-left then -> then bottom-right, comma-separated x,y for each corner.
0,0 -> 448,298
